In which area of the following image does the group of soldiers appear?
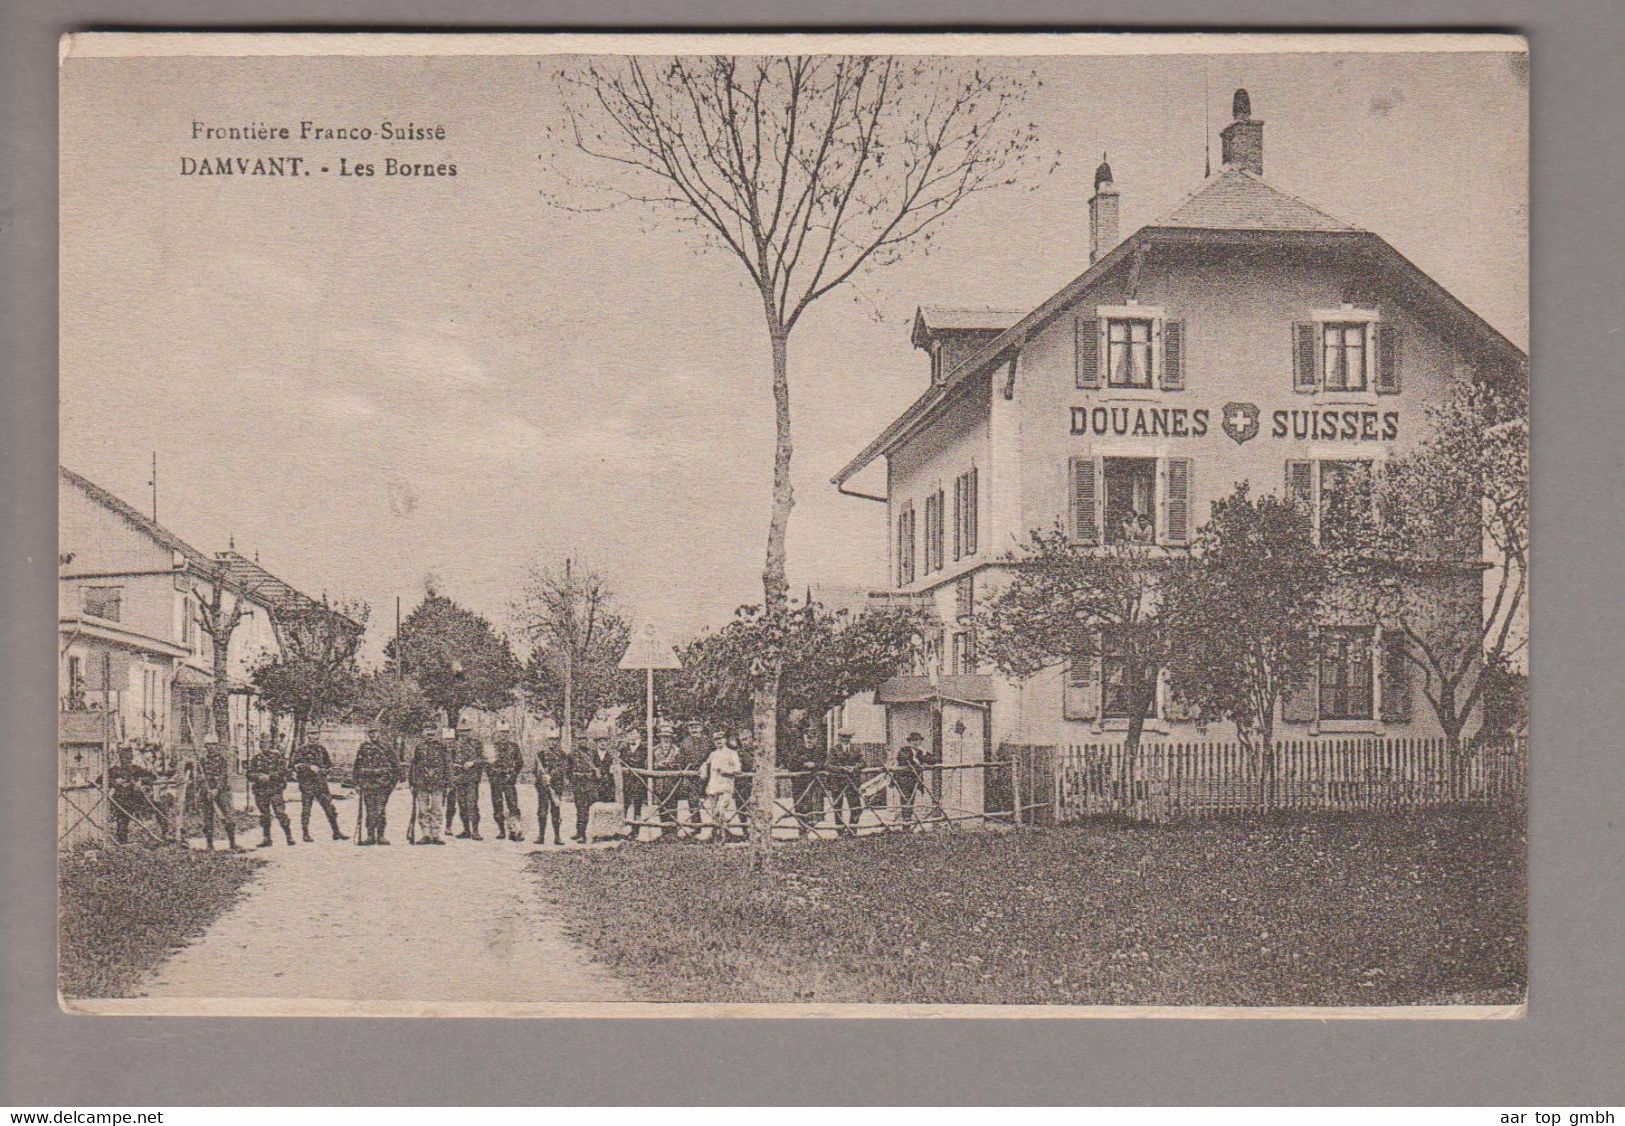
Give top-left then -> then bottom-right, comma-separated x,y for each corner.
99,713 -> 949,851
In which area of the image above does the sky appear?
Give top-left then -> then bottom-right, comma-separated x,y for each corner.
59,43 -> 1528,660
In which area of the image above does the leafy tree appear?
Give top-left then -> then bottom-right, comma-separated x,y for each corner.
1343,376 -> 1529,750
383,591 -> 520,727
350,672 -> 437,738
1163,485 -> 1329,756
249,598 -> 368,748
978,529 -> 1183,755
633,600 -> 928,753
512,559 -> 634,740
550,55 -> 1040,856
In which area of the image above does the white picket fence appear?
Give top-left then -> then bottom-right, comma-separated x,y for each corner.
1056,736 -> 1526,823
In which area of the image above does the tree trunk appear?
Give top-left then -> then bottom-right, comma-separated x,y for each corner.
211,644 -> 231,747
749,317 -> 794,868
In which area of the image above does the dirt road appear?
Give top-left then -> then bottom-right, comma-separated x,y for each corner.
85,798 -> 633,1014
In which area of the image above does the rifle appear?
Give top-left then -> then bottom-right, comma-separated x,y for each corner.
354,783 -> 366,845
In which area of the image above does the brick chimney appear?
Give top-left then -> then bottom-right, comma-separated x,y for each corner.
1220,87 -> 1263,176
1088,153 -> 1119,264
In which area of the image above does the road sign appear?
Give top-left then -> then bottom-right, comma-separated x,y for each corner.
619,622 -> 681,670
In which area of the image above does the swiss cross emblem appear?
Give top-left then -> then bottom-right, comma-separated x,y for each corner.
1221,401 -> 1260,445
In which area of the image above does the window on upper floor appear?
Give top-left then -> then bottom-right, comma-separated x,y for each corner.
1075,307 -> 1185,392
1293,314 -> 1402,395
1322,323 -> 1368,392
952,468 -> 978,560
1107,318 -> 1155,389
82,586 -> 122,623
924,488 -> 946,574
896,502 -> 917,587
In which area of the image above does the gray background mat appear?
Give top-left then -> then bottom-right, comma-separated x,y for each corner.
4,4 -> 1622,1108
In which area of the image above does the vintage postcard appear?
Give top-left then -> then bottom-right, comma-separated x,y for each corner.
57,32 -> 1528,1018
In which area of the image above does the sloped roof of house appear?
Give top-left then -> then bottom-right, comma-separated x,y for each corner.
59,465 -> 214,573
213,550 -> 364,632
1158,167 -> 1355,232
834,171 -> 1526,488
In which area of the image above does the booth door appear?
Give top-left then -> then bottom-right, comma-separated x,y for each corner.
939,702 -> 987,818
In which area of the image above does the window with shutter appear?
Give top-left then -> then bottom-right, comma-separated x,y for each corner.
951,476 -> 962,562
1285,459 -> 1314,509
1161,319 -> 1186,390
1379,629 -> 1412,722
896,503 -> 916,587
1164,457 -> 1193,544
1318,627 -> 1375,720
1293,321 -> 1319,392
1075,313 -> 1101,389
1069,457 -> 1099,544
1375,323 -> 1402,394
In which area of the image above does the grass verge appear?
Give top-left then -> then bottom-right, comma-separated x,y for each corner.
530,808 -> 1525,1007
59,842 -> 264,1000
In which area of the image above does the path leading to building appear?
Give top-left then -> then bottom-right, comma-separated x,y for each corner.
88,802 -> 635,1014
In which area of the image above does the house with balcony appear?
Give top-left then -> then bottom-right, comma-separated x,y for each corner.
832,90 -> 1526,779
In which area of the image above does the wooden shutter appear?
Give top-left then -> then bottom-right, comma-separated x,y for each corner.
1293,321 -> 1319,392
1164,457 -> 1193,544
1075,313 -> 1102,389
951,476 -> 963,562
1070,457 -> 1099,544
1280,649 -> 1319,724
1063,629 -> 1101,721
1375,323 -> 1402,394
1285,459 -> 1314,509
1161,319 -> 1186,390
1379,630 -> 1412,722
964,468 -> 978,556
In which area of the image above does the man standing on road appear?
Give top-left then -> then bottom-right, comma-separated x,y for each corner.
409,723 -> 451,845
451,717 -> 486,840
192,735 -> 239,851
532,738 -> 565,846
488,721 -> 524,842
825,728 -> 865,838
677,720 -> 710,836
353,723 -> 399,846
565,738 -> 612,844
291,736 -> 349,842
247,737 -> 296,848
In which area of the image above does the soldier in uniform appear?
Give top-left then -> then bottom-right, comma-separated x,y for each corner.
451,717 -> 486,840
676,720 -> 710,835
192,735 -> 238,851
532,738 -> 565,846
291,736 -> 348,842
488,721 -> 524,842
824,728 -> 865,837
352,722 -> 400,845
788,726 -> 827,838
564,738 -> 612,844
246,738 -> 297,848
409,723 -> 451,845
103,742 -> 170,845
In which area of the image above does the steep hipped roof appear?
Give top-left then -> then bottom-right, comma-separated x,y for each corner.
60,465 -> 214,573
1158,167 -> 1354,232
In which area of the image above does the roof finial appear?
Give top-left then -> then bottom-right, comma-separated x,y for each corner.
1093,151 -> 1114,189
228,533 -> 235,550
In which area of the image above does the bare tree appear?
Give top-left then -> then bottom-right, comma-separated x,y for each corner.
192,569 -> 265,747
511,558 -> 632,749
549,55 -> 1040,857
